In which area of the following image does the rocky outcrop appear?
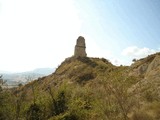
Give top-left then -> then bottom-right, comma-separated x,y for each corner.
145,55 -> 160,79
129,53 -> 160,78
74,36 -> 87,57
129,62 -> 148,77
128,53 -> 160,99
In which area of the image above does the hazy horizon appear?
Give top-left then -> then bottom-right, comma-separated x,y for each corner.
0,67 -> 55,73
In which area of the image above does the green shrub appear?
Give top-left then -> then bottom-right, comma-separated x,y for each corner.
77,73 -> 95,83
55,91 -> 67,115
26,103 -> 44,120
48,87 -> 68,117
0,91 -> 15,120
77,57 -> 97,67
51,112 -> 79,120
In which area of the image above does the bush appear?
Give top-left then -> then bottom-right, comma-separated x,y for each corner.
26,103 -> 44,120
77,57 -> 97,67
50,112 -> 79,120
77,73 -> 95,83
0,86 -> 2,92
143,89 -> 159,102
101,58 -> 109,63
55,91 -> 67,115
48,89 -> 68,117
0,91 -> 15,120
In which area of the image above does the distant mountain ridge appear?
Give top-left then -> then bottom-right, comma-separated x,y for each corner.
31,68 -> 55,75
0,68 -> 55,84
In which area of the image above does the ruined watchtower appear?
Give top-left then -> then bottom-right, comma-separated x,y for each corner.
74,36 -> 87,57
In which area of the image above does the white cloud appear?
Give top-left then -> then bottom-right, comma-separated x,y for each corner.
122,46 -> 158,59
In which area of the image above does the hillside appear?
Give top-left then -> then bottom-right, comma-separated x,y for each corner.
18,57 -> 118,99
1,55 -> 160,120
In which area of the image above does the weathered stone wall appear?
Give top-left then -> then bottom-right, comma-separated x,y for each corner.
74,36 -> 87,57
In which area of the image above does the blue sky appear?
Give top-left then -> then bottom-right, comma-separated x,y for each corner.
76,0 -> 160,57
75,0 -> 160,64
0,0 -> 160,72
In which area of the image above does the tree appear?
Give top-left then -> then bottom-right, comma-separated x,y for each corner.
132,58 -> 137,62
0,75 -> 7,90
0,75 -> 3,85
13,88 -> 27,120
25,76 -> 36,104
0,75 -> 7,86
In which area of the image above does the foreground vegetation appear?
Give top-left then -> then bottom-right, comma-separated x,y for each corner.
0,57 -> 160,120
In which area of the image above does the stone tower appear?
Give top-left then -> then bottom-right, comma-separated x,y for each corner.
74,36 -> 87,57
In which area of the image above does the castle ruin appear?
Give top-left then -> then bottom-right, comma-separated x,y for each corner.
74,36 -> 87,57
